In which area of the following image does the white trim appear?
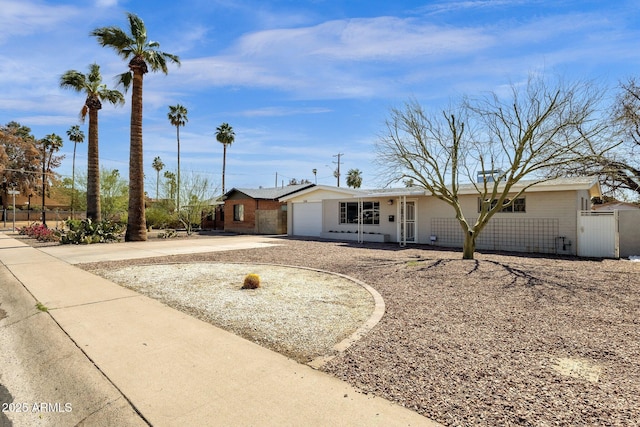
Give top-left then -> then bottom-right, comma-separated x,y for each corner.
280,185 -> 362,202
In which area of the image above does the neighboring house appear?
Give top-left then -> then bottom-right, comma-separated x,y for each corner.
281,177 -> 606,256
592,201 -> 640,211
591,201 -> 640,258
223,184 -> 314,234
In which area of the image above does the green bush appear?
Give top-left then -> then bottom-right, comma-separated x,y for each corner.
146,206 -> 180,229
58,218 -> 124,245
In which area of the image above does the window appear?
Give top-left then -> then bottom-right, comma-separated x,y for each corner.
510,198 -> 526,212
339,201 -> 380,224
233,204 -> 244,221
478,197 -> 526,213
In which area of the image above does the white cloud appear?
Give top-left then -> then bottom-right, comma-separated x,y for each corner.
235,17 -> 494,61
94,0 -> 118,7
170,16 -> 497,99
0,1 -> 79,42
238,106 -> 332,117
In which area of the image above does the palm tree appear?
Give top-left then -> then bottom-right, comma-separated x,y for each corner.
346,168 -> 363,188
92,12 -> 180,241
152,156 -> 164,200
168,104 -> 188,210
40,134 -> 64,226
312,168 -> 317,184
215,122 -> 235,194
163,171 -> 176,204
60,63 -> 125,222
66,125 -> 85,217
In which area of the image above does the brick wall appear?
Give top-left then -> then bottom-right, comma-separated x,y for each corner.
224,198 -> 286,234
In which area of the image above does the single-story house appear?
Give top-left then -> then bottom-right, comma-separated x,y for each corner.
223,183 -> 314,234
281,177 -> 616,256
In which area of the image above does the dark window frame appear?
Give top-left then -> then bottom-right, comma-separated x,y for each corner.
478,197 -> 526,213
339,201 -> 380,224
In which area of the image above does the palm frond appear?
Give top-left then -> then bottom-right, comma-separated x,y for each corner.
100,88 -> 126,106
127,13 -> 147,43
91,26 -> 134,59
88,63 -> 102,84
116,71 -> 133,92
59,70 -> 87,92
80,105 -> 88,123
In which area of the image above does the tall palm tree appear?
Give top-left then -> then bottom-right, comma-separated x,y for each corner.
168,104 -> 188,210
215,122 -> 235,194
92,12 -> 180,241
60,63 -> 124,222
151,156 -> 165,200
66,125 -> 85,217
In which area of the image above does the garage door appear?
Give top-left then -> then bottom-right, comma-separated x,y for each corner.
292,202 -> 322,237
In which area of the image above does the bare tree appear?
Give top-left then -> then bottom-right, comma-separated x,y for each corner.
176,172 -> 219,235
376,76 -> 604,259
556,78 -> 640,199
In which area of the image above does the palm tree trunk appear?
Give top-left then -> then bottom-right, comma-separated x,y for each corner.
87,108 -> 101,221
177,126 -> 181,212
222,144 -> 227,194
72,142 -> 77,217
125,70 -> 147,241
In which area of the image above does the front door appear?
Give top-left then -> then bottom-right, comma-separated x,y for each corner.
399,200 -> 416,244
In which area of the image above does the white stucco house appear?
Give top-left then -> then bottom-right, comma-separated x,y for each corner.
280,177 -> 605,256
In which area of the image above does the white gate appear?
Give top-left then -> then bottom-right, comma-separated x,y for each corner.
577,211 -> 619,258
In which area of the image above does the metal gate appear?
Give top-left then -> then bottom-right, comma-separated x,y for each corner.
577,211 -> 619,258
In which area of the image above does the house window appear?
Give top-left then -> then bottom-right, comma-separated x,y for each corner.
339,201 -> 380,224
233,204 -> 244,221
478,197 -> 526,213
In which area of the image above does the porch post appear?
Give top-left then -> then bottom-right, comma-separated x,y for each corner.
400,195 -> 407,247
357,197 -> 363,243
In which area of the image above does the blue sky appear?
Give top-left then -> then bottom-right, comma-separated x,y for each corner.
1,0 -> 639,192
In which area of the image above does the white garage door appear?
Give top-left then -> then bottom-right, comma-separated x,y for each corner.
292,202 -> 322,237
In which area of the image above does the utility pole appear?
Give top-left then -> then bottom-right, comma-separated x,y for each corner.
333,153 -> 343,187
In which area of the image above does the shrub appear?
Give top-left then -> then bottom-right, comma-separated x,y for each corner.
241,273 -> 261,290
157,229 -> 177,239
58,218 -> 124,245
146,206 -> 179,229
17,223 -> 59,242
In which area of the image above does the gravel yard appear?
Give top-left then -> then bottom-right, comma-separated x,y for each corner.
89,262 -> 377,364
79,237 -> 640,426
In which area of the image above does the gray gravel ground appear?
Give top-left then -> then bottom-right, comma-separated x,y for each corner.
77,237 -> 640,426
90,262 -> 375,363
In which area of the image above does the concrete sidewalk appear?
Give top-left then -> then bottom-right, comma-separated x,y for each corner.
0,233 -> 439,426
